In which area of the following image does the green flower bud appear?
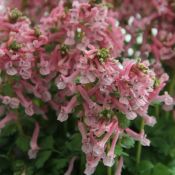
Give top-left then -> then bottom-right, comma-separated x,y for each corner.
153,77 -> 160,88
99,109 -> 115,120
60,44 -> 70,56
97,48 -> 110,63
34,26 -> 41,37
137,63 -> 148,74
9,40 -> 21,51
75,28 -> 84,42
8,8 -> 22,23
50,26 -> 59,33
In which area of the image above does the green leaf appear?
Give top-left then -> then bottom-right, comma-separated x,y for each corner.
40,136 -> 54,150
35,151 -> 52,169
34,136 -> 54,169
66,133 -> 81,152
117,112 -> 130,129
50,158 -> 68,171
0,122 -> 17,137
151,137 -> 170,156
121,134 -> 135,149
151,164 -> 171,175
115,144 -> 123,156
44,43 -> 57,53
137,160 -> 154,175
0,137 -> 9,147
26,167 -> 35,175
0,157 -> 10,172
170,168 -> 175,175
94,162 -> 107,175
13,160 -> 25,175
15,136 -> 30,152
2,83 -> 14,96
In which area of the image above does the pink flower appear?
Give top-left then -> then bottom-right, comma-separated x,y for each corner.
163,92 -> 174,106
142,114 -> 157,126
93,122 -> 116,156
39,60 -> 50,75
78,121 -> 94,154
33,85 -> 52,102
55,76 -> 66,90
0,48 -> 5,56
15,88 -> 34,116
19,59 -> 32,69
125,128 -> 150,146
28,122 -> 40,159
19,68 -> 32,79
126,111 -> 137,120
155,91 -> 174,106
79,72 -> 96,84
5,61 -> 17,76
65,31 -> 75,45
84,165 -> 95,175
0,1 -> 173,174
85,155 -> 101,172
77,85 -> 97,110
1,96 -> 11,105
64,157 -> 77,175
115,157 -> 123,175
0,112 -> 17,129
9,97 -> 20,109
78,121 -> 87,140
57,96 -> 77,122
103,129 -> 120,167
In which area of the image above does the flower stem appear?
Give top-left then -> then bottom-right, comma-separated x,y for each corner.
136,119 -> 144,165
107,166 -> 112,175
14,111 -> 24,136
16,118 -> 24,136
155,105 -> 159,118
169,71 -> 175,96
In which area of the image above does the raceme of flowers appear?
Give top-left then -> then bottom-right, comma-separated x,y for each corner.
0,1 -> 173,175
115,0 -> 175,71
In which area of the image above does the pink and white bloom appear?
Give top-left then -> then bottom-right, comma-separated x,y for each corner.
28,122 -> 40,159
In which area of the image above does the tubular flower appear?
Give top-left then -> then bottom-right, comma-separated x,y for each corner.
0,1 -> 173,175
28,122 -> 40,159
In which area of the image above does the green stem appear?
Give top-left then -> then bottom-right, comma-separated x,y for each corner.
169,73 -> 175,96
155,105 -> 159,118
107,167 -> 112,175
16,118 -> 24,136
107,166 -> 112,175
136,119 -> 144,165
14,110 -> 25,136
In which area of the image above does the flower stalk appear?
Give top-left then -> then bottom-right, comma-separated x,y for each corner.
136,119 -> 145,165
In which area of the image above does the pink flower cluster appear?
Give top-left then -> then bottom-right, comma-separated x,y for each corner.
113,0 -> 175,110
115,0 -> 175,68
0,0 -> 59,22
0,1 -> 173,175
